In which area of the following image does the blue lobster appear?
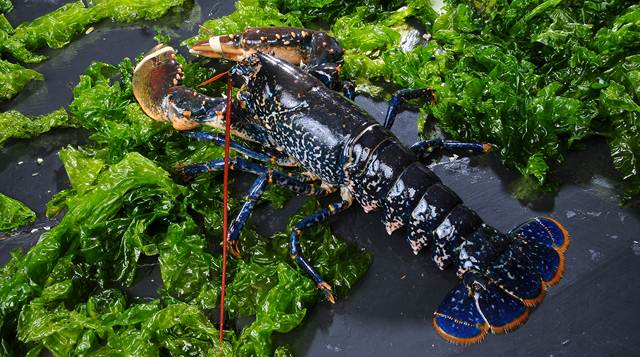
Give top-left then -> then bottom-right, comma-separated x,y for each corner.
132,27 -> 570,344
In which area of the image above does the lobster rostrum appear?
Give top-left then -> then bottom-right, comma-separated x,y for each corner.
132,27 -> 570,344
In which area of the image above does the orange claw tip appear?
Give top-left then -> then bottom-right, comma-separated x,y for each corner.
325,291 -> 336,304
432,316 -> 489,345
317,282 -> 336,303
227,240 -> 241,258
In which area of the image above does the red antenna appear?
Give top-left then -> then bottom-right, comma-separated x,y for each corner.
218,72 -> 233,354
197,70 -> 229,88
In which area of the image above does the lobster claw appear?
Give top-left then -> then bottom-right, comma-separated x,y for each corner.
190,27 -> 344,66
132,45 -> 185,123
133,45 -> 233,132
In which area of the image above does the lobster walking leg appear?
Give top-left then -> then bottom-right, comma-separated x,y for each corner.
178,158 -> 327,194
306,62 -> 356,100
227,173 -> 268,244
184,131 -> 298,166
410,138 -> 493,161
289,189 -> 353,303
178,158 -> 330,255
384,88 -> 436,129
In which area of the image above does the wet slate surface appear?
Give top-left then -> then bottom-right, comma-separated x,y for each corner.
1,1 -> 640,356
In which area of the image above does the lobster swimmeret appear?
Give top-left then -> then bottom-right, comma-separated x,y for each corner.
132,27 -> 570,344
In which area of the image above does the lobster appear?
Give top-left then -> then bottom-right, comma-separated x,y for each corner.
131,27 -> 570,344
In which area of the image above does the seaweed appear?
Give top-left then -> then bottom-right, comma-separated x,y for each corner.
272,0 -> 638,200
2,0 -> 187,64
0,193 -> 35,232
0,0 -> 187,103
0,108 -> 72,147
0,59 -> 43,101
0,0 -> 11,14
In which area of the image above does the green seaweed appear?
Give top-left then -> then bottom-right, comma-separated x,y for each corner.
0,108 -> 72,147
182,0 -> 303,47
0,0 -> 11,14
0,193 -> 35,232
0,59 -> 43,101
2,0 -> 187,64
0,148 -> 369,355
301,0 -> 639,200
2,1 -> 92,63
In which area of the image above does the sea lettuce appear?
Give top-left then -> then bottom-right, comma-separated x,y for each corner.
2,1 -> 92,63
0,108 -> 72,147
0,59 -> 43,101
0,14 -> 12,42
2,0 -> 187,64
420,0 -> 640,198
17,290 -> 232,356
0,0 -> 11,14
328,0 -> 639,199
0,153 -> 187,354
182,0 -> 303,46
0,193 -> 35,232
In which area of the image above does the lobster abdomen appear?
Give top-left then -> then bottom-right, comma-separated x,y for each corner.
343,122 -> 569,343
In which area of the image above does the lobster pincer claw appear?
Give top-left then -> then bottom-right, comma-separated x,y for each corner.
133,44 -> 233,132
132,45 -> 185,123
317,281 -> 336,304
190,27 -> 344,67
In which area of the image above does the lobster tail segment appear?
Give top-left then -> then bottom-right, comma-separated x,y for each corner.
433,217 -> 569,344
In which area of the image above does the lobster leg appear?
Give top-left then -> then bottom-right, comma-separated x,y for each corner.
306,62 -> 356,100
178,158 -> 330,255
178,158 -> 327,194
184,131 -> 298,166
227,174 -> 269,256
289,188 -> 353,303
410,139 -> 493,162
383,88 -> 436,129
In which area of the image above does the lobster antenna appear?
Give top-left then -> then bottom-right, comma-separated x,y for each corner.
198,24 -> 214,36
218,72 -> 233,355
197,70 -> 229,88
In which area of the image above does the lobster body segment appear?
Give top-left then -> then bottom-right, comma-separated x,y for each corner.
131,28 -> 570,345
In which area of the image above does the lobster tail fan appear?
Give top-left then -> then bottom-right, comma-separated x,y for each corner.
434,217 -> 569,344
512,217 -> 570,252
487,247 -> 546,307
510,217 -> 570,288
474,282 -> 529,334
433,284 -> 489,344
433,279 -> 529,344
